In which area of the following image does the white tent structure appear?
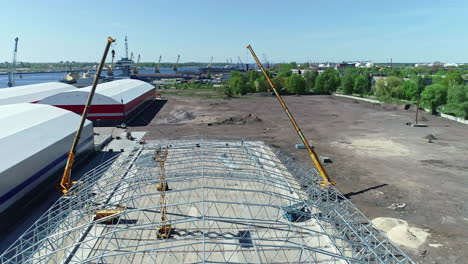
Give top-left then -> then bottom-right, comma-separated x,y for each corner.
0,82 -> 75,105
0,103 -> 94,213
38,79 -> 155,120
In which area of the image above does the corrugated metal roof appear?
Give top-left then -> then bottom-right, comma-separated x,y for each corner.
0,103 -> 92,173
0,82 -> 75,105
38,79 -> 154,105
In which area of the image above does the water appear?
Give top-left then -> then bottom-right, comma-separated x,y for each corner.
0,67 -> 206,88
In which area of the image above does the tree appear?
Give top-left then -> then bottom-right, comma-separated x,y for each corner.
247,70 -> 260,93
287,74 -> 306,94
444,72 -> 464,88
303,70 -> 317,92
314,69 -> 340,94
374,76 -> 402,98
229,74 -> 249,95
447,84 -> 467,104
341,74 -> 354,95
353,75 -> 368,96
461,102 -> 468,119
421,84 -> 447,114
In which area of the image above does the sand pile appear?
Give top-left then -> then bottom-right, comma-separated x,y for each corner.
165,109 -> 196,124
208,113 -> 262,126
372,217 -> 429,249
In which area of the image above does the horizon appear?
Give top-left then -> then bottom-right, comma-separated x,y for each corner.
1,0 -> 468,63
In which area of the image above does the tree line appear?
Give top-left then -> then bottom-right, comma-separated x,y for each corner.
227,62 -> 468,119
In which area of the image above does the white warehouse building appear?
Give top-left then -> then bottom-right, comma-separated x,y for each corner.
0,82 -> 75,105
0,103 -> 94,213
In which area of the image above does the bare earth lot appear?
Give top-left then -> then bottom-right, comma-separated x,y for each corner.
130,91 -> 468,263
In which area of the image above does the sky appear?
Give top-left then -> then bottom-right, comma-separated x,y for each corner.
1,0 -> 467,63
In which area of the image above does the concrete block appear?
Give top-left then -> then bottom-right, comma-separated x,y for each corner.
319,156 -> 331,163
295,143 -> 314,149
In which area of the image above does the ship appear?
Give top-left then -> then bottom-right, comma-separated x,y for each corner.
114,36 -> 135,76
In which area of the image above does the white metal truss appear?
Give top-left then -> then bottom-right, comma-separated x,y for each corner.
0,135 -> 413,264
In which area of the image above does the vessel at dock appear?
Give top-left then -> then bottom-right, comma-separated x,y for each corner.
114,36 -> 135,76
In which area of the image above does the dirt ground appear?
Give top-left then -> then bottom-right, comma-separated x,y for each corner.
130,91 -> 468,263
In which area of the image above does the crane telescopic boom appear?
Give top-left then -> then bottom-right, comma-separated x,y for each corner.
8,37 -> 19,87
58,37 -> 116,195
246,44 -> 334,187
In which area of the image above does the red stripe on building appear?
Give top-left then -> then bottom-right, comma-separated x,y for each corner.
48,88 -> 155,120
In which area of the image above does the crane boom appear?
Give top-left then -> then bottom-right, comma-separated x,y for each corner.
246,44 -> 334,187
58,37 -> 116,195
8,37 -> 19,87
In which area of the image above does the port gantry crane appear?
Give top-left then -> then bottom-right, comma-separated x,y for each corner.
246,45 -> 335,187
133,54 -> 140,74
173,54 -> 180,71
155,55 -> 162,73
8,37 -> 19,87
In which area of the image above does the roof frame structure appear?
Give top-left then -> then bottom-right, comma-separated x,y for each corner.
0,136 -> 413,264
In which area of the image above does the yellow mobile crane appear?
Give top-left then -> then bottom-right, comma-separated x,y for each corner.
246,45 -> 335,187
59,37 -> 116,195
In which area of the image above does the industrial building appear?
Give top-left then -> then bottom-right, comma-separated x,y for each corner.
0,82 -> 75,105
0,103 -> 94,214
0,136 -> 412,263
38,79 -> 155,121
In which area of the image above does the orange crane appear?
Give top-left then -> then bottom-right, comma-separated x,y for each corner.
246,45 -> 335,187
173,54 -> 180,71
58,37 -> 116,195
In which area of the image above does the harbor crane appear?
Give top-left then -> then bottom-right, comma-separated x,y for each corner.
8,37 -> 19,87
246,44 -> 335,188
155,55 -> 162,73
107,49 -> 115,75
133,54 -> 140,74
173,54 -> 180,71
59,37 -> 116,195
208,56 -> 213,68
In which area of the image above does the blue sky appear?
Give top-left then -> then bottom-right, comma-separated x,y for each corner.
1,0 -> 467,63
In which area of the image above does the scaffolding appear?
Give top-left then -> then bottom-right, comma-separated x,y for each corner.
0,136 -> 413,263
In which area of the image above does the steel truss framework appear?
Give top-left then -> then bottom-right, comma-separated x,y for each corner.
0,136 -> 413,263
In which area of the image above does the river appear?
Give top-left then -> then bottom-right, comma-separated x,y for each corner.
0,67 -> 205,88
